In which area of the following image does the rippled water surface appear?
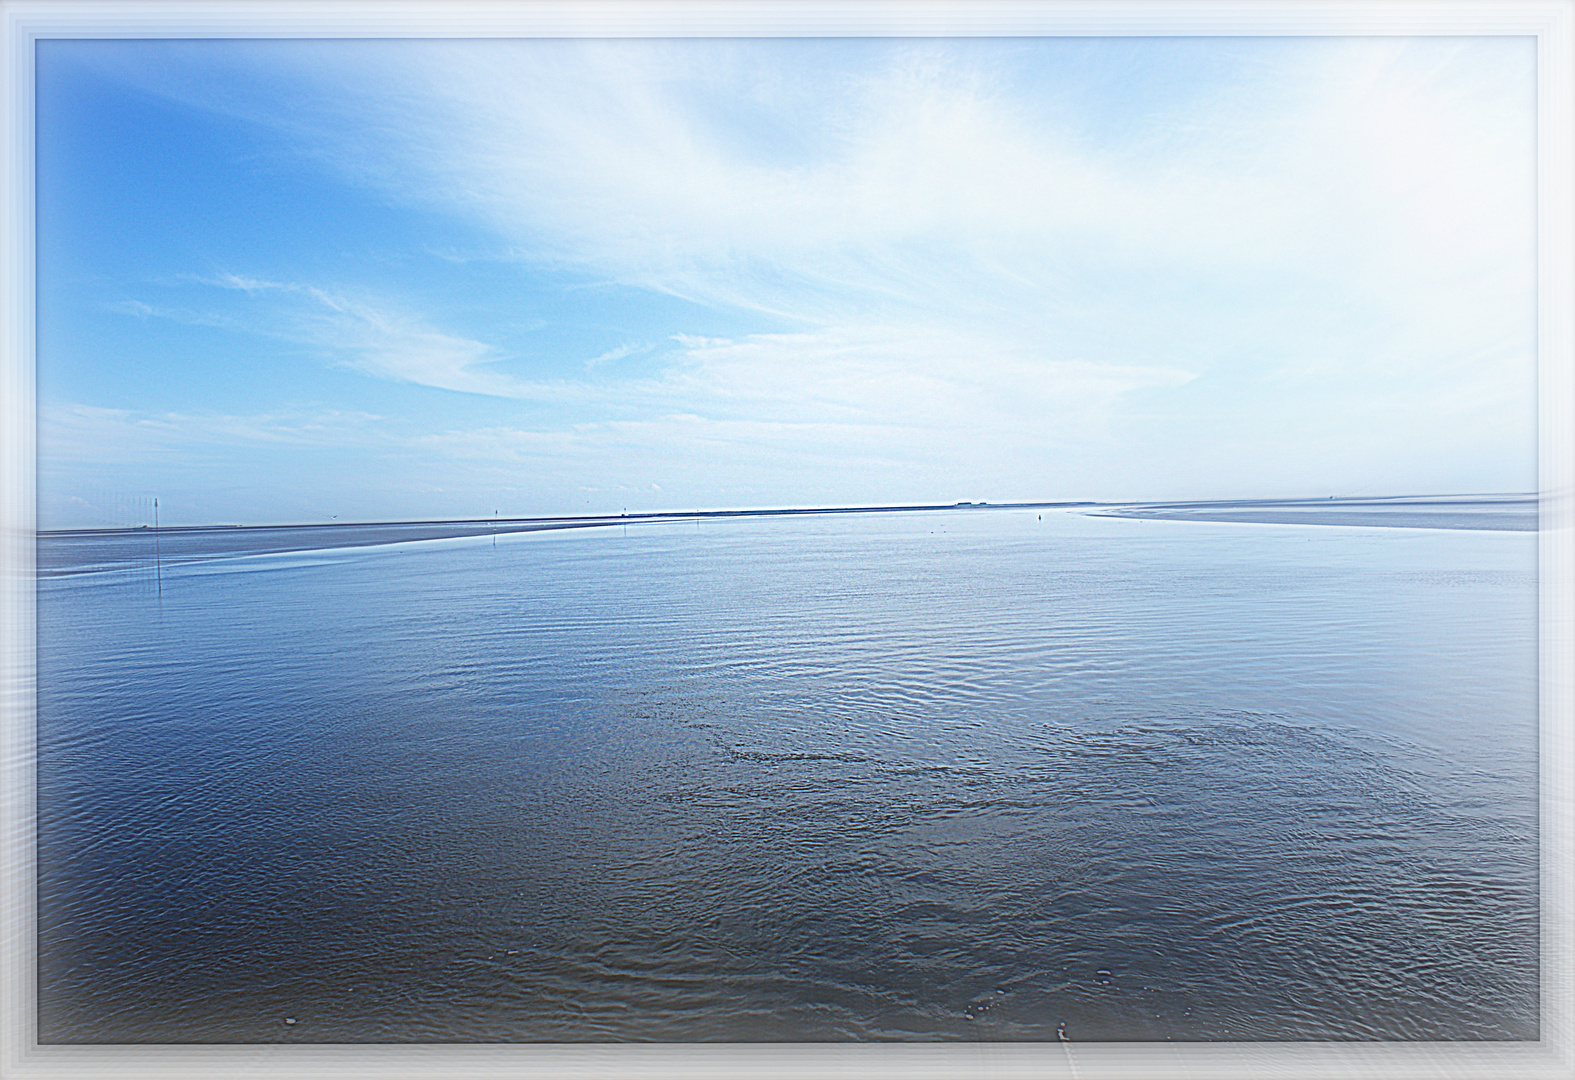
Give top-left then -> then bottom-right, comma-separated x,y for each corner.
36,508 -> 1538,1042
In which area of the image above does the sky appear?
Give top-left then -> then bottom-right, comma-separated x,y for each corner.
34,35 -> 1537,528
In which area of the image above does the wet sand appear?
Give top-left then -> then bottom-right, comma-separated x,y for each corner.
36,502 -> 1096,577
1090,495 -> 1536,532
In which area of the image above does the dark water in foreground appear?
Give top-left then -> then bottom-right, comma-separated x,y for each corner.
36,507 -> 1538,1042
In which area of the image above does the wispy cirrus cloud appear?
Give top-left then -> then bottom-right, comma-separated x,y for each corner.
115,271 -> 1199,445
210,38 -> 1531,345
40,401 -> 389,463
585,343 -> 646,369
46,35 -> 1537,521
205,275 -> 527,397
98,38 -> 1536,350
125,274 -> 593,402
661,326 -> 1197,433
397,324 -> 1200,506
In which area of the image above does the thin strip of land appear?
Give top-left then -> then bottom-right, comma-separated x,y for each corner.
37,494 -> 1537,579
1089,494 -> 1536,532
36,501 -> 1095,576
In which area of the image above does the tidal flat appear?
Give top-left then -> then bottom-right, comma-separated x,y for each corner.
35,505 -> 1538,1042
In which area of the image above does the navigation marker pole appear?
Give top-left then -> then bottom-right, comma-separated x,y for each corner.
154,497 -> 162,597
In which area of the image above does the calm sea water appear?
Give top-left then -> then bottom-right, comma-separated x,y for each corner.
35,507 -> 1539,1042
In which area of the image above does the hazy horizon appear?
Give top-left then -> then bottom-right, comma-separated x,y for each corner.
35,36 -> 1537,530
35,490 -> 1538,536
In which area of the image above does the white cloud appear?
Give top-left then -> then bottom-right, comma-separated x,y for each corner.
585,343 -> 644,369
664,325 -> 1196,432
189,275 -> 599,401
208,272 -> 291,293
62,37 -> 1537,505
106,299 -> 155,317
399,321 -> 1199,507
40,402 -> 388,463
89,38 -> 1538,349
118,38 -> 1538,355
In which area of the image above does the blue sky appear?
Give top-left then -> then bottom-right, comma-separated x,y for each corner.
36,35 -> 1536,527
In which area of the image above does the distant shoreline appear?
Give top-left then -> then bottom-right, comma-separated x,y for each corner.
38,493 -> 1537,538
1091,494 -> 1537,532
38,500 -> 1098,537
34,494 -> 1540,579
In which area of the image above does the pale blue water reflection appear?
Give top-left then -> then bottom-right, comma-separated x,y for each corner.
36,507 -> 1538,1041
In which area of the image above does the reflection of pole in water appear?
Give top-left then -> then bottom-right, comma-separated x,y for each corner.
154,497 -> 162,596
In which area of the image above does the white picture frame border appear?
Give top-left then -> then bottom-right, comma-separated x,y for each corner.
1,2 -> 1570,1077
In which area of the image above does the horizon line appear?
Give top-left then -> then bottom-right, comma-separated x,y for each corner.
38,492 -> 1539,537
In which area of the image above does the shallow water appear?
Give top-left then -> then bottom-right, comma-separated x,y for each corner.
35,507 -> 1538,1042
1093,494 -> 1537,532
